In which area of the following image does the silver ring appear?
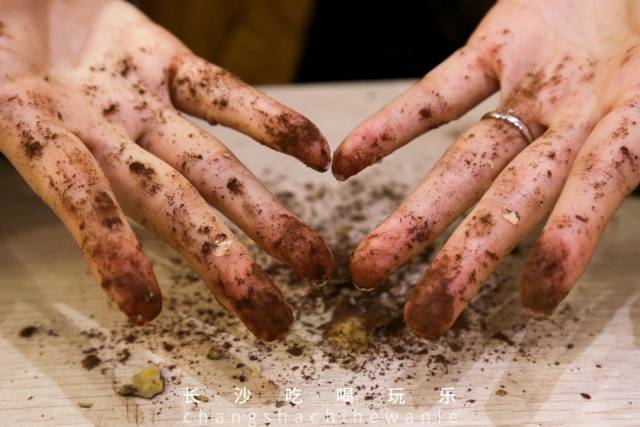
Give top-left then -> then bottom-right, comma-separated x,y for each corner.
481,110 -> 533,144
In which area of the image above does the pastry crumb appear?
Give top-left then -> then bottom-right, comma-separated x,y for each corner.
116,364 -> 164,399
502,209 -> 520,225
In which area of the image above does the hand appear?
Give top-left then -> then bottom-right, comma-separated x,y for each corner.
334,0 -> 640,338
0,0 -> 333,341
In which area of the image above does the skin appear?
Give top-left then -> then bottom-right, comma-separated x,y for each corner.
0,0 -> 334,341
335,0 -> 640,339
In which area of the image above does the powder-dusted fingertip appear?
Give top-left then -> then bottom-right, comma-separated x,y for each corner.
519,238 -> 571,316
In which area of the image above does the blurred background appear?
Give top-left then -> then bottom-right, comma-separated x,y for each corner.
135,0 -> 495,84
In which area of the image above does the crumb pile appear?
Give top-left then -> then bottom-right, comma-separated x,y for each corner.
18,175 -> 584,410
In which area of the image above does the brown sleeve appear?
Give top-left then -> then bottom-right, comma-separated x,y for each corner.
137,0 -> 315,84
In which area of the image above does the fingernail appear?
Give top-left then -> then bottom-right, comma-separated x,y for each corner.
310,162 -> 330,173
522,306 -> 548,319
333,171 -> 346,181
353,280 -> 375,292
309,279 -> 328,288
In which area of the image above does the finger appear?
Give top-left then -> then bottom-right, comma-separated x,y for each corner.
0,115 -> 161,323
332,46 -> 499,180
169,55 -> 331,171
519,106 -> 640,315
404,119 -> 592,339
350,118 -> 528,290
83,123 -> 293,341
138,110 -> 334,285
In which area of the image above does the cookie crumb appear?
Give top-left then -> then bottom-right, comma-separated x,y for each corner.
117,364 -> 164,399
502,209 -> 520,225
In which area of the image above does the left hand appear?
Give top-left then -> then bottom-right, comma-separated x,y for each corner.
333,0 -> 640,338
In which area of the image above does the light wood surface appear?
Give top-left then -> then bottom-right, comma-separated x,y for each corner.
0,81 -> 638,426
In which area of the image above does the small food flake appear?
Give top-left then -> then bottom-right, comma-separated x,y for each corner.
249,364 -> 261,378
78,402 -> 93,408
213,239 -> 232,256
495,389 -> 508,396
335,224 -> 352,238
117,364 -> 164,399
502,209 -> 520,225
326,316 -> 369,353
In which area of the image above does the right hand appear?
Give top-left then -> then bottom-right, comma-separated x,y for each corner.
0,0 -> 333,341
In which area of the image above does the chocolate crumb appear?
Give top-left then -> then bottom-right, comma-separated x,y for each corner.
491,332 -> 515,346
286,344 -> 305,357
20,132 -> 44,159
117,349 -> 131,364
226,177 -> 243,195
19,326 -> 38,338
102,103 -> 119,116
81,354 -> 102,370
419,107 -> 432,120
129,161 -> 155,177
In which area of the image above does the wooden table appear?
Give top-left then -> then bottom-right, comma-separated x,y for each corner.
0,81 -> 638,426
